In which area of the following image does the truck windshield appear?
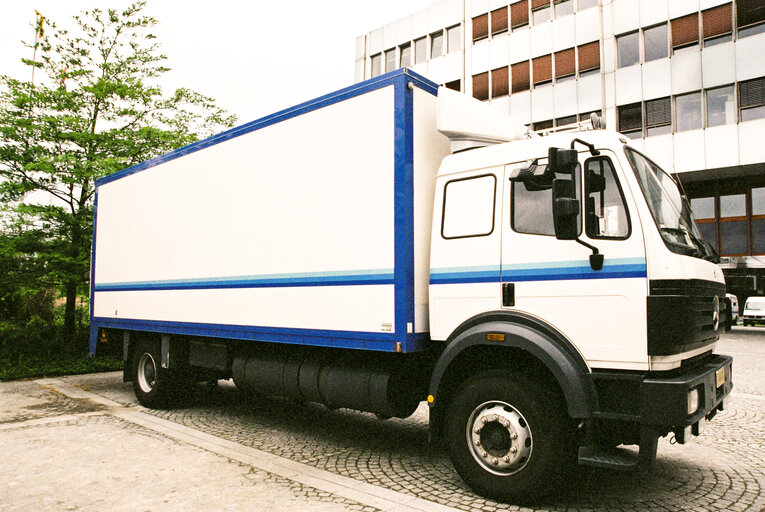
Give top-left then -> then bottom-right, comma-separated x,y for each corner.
624,147 -> 711,260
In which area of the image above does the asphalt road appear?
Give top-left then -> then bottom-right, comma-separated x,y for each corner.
1,327 -> 764,511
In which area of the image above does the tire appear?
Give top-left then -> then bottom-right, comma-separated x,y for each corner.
131,338 -> 183,408
444,370 -> 574,502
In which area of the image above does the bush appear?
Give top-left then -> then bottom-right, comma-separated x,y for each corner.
0,354 -> 123,381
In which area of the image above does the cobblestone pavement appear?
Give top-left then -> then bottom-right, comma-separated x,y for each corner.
2,329 -> 764,511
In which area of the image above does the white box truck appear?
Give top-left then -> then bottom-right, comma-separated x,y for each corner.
90,69 -> 732,500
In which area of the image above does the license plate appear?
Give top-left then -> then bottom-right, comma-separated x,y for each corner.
716,368 -> 725,388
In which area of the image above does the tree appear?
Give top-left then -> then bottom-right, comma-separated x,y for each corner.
0,2 -> 236,341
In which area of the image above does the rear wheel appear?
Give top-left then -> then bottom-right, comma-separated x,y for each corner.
444,370 -> 574,501
132,338 -> 183,408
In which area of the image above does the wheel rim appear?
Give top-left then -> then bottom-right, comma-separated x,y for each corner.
137,352 -> 157,393
466,400 -> 532,476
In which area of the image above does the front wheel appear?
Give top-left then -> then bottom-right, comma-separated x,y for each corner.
444,371 -> 573,501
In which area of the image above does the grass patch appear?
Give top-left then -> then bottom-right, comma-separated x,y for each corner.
0,355 -> 123,381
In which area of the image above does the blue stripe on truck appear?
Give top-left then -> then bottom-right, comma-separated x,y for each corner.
93,269 -> 396,292
430,257 -> 647,284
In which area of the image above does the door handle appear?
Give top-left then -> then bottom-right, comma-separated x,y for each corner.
502,283 -> 515,307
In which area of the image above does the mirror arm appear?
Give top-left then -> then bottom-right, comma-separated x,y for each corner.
571,138 -> 600,156
575,237 -> 604,271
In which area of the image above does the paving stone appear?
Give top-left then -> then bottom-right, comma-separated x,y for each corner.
4,329 -> 763,512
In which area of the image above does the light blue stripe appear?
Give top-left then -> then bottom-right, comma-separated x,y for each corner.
95,269 -> 395,292
430,258 -> 647,284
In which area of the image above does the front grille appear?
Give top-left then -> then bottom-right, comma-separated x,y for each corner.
647,279 -> 725,356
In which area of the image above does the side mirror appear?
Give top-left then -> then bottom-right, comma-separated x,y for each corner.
552,178 -> 579,240
548,147 -> 578,174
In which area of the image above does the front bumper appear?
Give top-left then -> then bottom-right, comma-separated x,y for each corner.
640,354 -> 732,428
582,354 -> 733,468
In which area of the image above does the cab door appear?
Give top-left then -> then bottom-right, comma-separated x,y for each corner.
429,168 -> 503,341
499,149 -> 649,370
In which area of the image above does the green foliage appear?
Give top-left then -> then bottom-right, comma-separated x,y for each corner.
0,2 -> 235,345
0,354 -> 123,381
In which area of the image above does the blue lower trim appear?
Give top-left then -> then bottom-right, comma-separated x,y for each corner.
92,317 -> 399,352
430,258 -> 647,285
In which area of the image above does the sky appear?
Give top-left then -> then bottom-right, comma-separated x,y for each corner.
0,0 -> 435,123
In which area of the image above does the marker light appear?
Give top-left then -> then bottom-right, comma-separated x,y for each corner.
687,388 -> 699,415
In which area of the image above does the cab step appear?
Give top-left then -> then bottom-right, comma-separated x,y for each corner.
577,445 -> 640,470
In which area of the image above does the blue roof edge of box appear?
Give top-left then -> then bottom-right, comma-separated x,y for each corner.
96,68 -> 439,187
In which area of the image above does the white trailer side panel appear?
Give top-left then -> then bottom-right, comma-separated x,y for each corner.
94,87 -> 396,334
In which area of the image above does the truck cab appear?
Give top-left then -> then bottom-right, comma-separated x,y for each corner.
427,122 -> 732,499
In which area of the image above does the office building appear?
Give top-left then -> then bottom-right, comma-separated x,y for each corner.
355,0 -> 765,298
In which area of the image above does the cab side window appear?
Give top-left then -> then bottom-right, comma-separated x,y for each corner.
441,174 -> 496,239
512,159 -> 581,236
584,157 -> 630,239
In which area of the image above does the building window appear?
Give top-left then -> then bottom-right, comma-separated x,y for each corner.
511,1 -> 529,29
444,79 -> 461,92
556,115 -> 577,126
400,43 -> 411,68
644,24 -> 668,62
752,187 -> 765,254
617,32 -> 639,68
385,48 -> 396,73
555,0 -> 574,17
720,193 -> 747,256
371,54 -> 382,77
554,48 -> 575,81
531,0 -> 551,24
706,85 -> 735,127
447,25 -> 461,53
739,77 -> 765,122
533,120 -> 554,130
671,13 -> 699,53
584,157 -> 629,239
491,7 -> 508,35
473,13 -> 489,42
512,61 -> 530,92
532,54 -> 552,85
702,3 -> 732,46
473,72 -> 489,101
618,102 -> 643,138
492,67 -> 509,98
737,0 -> 765,38
414,37 -> 427,64
442,175 -> 496,239
645,97 -> 671,136
431,31 -> 444,58
675,92 -> 702,132
577,41 -> 600,75
578,0 -> 598,9
691,196 -> 717,248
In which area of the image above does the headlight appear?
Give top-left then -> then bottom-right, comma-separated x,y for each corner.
687,388 -> 699,415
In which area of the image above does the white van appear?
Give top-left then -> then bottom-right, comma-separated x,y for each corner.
742,296 -> 765,326
727,293 -> 739,324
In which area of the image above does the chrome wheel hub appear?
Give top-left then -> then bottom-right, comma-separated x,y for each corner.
137,353 -> 157,393
467,401 -> 532,476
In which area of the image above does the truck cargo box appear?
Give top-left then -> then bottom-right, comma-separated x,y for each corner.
90,70 -> 451,355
